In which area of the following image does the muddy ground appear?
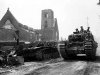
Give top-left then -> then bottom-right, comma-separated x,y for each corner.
1,56 -> 100,75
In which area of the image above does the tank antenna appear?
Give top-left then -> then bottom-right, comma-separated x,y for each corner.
86,17 -> 89,27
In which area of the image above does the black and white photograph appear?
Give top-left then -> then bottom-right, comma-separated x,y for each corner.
0,0 -> 100,75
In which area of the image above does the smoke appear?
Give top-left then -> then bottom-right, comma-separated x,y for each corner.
95,37 -> 100,56
96,43 -> 100,56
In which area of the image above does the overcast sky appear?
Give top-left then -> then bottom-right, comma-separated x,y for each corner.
0,0 -> 100,40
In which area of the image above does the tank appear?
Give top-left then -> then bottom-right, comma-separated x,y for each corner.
17,41 -> 60,61
59,26 -> 98,60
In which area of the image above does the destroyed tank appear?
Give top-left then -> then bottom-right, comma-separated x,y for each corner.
17,41 -> 60,61
59,26 -> 98,60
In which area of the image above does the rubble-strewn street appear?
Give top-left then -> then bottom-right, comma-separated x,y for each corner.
1,57 -> 100,75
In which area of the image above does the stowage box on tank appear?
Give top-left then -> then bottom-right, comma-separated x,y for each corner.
59,26 -> 98,60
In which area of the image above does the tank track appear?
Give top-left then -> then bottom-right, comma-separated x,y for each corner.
35,47 -> 60,61
85,41 -> 96,60
59,43 -> 69,60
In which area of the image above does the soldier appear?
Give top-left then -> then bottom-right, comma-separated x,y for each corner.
87,27 -> 90,32
80,26 -> 84,32
76,28 -> 79,33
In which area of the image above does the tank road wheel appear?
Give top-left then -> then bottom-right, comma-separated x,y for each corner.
86,48 -> 96,60
59,44 -> 68,60
85,42 -> 96,60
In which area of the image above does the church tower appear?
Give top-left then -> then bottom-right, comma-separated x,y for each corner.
41,9 -> 59,41
41,9 -> 54,29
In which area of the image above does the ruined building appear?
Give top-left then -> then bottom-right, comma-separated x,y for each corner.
0,9 -> 59,42
40,9 -> 59,41
0,8 -> 36,42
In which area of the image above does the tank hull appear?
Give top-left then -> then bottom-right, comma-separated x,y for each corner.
17,46 -> 60,61
60,42 -> 97,60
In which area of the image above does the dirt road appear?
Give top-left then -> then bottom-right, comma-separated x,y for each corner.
25,61 -> 100,75
27,61 -> 87,75
1,58 -> 100,75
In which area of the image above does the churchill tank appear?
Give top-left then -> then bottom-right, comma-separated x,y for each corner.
59,26 -> 98,60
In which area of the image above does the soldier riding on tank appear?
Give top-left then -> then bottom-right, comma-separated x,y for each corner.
75,28 -> 79,33
87,27 -> 90,32
80,26 -> 84,33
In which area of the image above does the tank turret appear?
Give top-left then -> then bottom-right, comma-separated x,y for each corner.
80,26 -> 84,32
